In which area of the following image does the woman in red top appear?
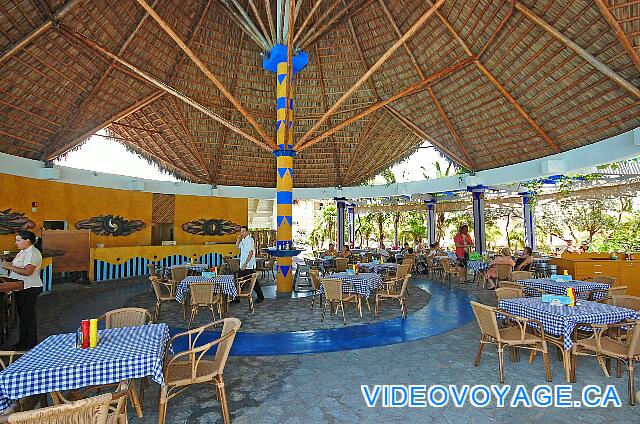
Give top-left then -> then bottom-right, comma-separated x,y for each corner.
454,224 -> 474,261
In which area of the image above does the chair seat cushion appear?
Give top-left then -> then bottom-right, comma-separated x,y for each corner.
577,336 -> 629,358
166,359 -> 219,386
499,327 -> 543,345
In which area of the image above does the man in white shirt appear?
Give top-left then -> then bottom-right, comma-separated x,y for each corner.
236,226 -> 264,303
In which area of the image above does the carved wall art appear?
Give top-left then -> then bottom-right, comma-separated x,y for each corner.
182,219 -> 240,236
75,214 -> 146,236
0,208 -> 36,235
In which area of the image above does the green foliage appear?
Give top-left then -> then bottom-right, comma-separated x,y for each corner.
592,212 -> 640,253
308,204 -> 337,249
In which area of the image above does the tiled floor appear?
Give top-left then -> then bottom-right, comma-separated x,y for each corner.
2,274 -> 638,423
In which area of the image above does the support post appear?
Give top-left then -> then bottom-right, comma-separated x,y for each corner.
425,200 -> 437,246
336,198 -> 346,250
347,203 -> 355,248
521,192 -> 537,251
264,44 -> 308,293
471,187 -> 486,255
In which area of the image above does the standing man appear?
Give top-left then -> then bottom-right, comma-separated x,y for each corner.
236,226 -> 264,303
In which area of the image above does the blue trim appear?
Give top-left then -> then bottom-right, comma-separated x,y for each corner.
272,149 -> 297,157
168,280 -> 475,356
262,44 -> 309,74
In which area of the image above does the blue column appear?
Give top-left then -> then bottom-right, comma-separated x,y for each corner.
521,192 -> 537,250
425,200 -> 437,246
347,203 -> 355,248
336,198 -> 346,250
471,188 -> 486,255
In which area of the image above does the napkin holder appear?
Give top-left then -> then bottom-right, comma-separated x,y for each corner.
346,269 -> 355,276
372,259 -> 380,264
550,274 -> 572,282
202,271 -> 216,278
541,294 -> 572,305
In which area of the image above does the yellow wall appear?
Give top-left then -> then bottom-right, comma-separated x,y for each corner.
174,195 -> 247,245
0,173 -> 152,250
0,173 -> 248,251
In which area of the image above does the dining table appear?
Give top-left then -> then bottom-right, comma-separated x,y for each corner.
0,323 -> 170,415
318,272 -> 384,298
175,275 -> 238,302
517,278 -> 610,300
498,297 -> 639,382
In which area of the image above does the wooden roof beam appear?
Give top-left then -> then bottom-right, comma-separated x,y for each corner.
299,0 -> 362,49
294,0 -> 445,149
314,44 -> 342,186
514,1 -> 640,99
248,0 -> 274,46
379,0 -> 475,170
293,0 -> 323,45
55,25 -> 273,153
432,5 -> 562,154
0,0 -> 81,65
384,105 -> 474,171
264,0 -> 277,44
297,55 -> 476,152
42,0 -> 161,160
427,87 -> 475,170
594,0 -> 640,74
46,90 -> 165,159
134,0 -> 277,149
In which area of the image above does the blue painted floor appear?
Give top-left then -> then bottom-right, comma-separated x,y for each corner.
169,280 -> 476,356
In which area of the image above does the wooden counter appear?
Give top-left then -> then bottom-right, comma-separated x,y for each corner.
550,252 -> 640,296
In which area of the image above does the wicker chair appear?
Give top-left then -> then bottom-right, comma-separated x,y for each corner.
494,287 -> 524,301
309,269 -> 322,309
592,276 -> 617,285
334,257 -> 348,272
255,258 -> 275,281
496,264 -> 513,282
0,351 -> 24,370
321,278 -> 361,325
147,263 -> 160,278
224,258 -> 240,275
188,283 -> 221,328
498,281 -> 545,297
441,259 -> 459,284
425,257 -> 443,279
97,307 -> 152,328
510,271 -> 534,281
234,273 -> 258,315
0,389 -> 128,424
605,295 -> 640,311
571,319 -> 640,405
159,318 -> 241,424
471,301 -> 551,384
170,267 -> 188,285
150,276 -> 176,321
591,286 -> 628,302
375,275 -> 410,318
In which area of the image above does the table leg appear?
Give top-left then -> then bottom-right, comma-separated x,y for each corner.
562,348 -> 572,383
129,379 -> 144,418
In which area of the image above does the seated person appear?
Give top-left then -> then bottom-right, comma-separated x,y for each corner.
563,239 -> 578,253
514,247 -> 533,272
322,242 -> 337,258
378,243 -> 395,263
485,247 -> 516,289
413,239 -> 426,254
579,242 -> 589,254
428,242 -> 444,256
400,242 -> 411,255
338,245 -> 352,259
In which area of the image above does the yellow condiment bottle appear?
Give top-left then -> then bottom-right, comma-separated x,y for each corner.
563,269 -> 568,276
89,319 -> 98,348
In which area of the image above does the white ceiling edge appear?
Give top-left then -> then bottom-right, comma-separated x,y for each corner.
0,127 -> 638,200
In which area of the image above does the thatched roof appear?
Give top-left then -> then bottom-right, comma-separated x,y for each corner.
0,0 -> 638,188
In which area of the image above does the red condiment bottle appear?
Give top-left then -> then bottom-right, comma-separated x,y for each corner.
81,319 -> 90,349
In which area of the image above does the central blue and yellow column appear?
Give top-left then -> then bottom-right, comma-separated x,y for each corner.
264,44 -> 308,292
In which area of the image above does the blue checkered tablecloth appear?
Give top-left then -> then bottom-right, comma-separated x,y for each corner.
357,262 -> 398,274
517,279 -> 610,300
467,260 -> 489,271
0,324 -> 170,412
318,272 -> 384,298
175,275 -> 237,302
498,297 -> 639,350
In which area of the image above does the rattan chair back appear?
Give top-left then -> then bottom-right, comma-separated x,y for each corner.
322,279 -> 344,301
470,301 -> 501,341
511,271 -> 534,281
309,269 -> 322,291
395,263 -> 411,279
608,295 -> 640,311
496,264 -> 513,281
100,307 -> 151,329
170,267 -> 188,282
498,281 -> 522,290
0,351 -> 24,371
593,276 -> 617,285
334,258 -> 348,272
189,283 -> 216,306
495,287 -> 524,301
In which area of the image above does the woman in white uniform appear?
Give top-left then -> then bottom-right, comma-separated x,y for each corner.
1,230 -> 42,350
